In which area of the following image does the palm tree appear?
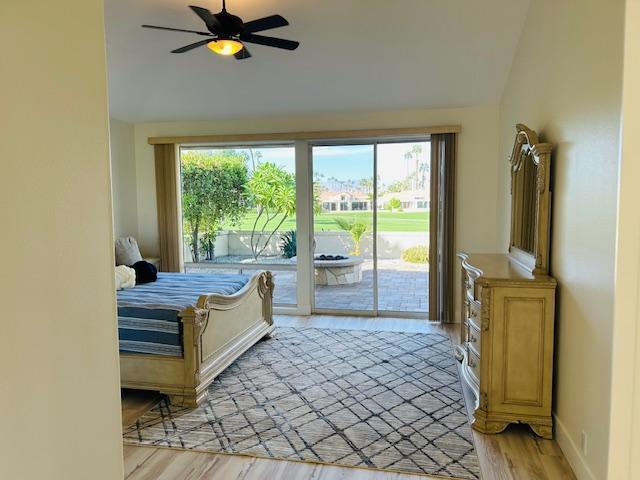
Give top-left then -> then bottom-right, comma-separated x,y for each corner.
359,177 -> 373,194
418,161 -> 429,190
404,144 -> 423,190
248,148 -> 263,172
334,218 -> 369,256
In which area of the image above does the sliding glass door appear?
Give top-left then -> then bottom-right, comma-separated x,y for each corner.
177,138 -> 430,317
312,144 -> 375,313
311,140 -> 430,316
376,142 -> 430,314
179,144 -> 298,307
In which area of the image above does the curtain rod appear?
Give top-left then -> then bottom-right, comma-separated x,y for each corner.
148,125 -> 462,145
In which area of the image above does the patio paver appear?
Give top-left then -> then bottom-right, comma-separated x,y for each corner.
187,259 -> 428,314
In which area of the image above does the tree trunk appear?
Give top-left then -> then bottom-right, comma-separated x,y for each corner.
255,213 -> 288,259
192,223 -> 199,263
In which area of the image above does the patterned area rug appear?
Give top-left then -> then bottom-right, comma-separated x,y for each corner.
124,327 -> 480,479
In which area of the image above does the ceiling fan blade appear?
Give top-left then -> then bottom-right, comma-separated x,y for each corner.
189,5 -> 221,30
142,24 -> 212,36
234,47 -> 252,60
171,38 -> 212,53
242,14 -> 289,33
239,33 -> 299,50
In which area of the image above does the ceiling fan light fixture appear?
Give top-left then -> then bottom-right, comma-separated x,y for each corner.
142,1 -> 298,59
207,39 -> 244,56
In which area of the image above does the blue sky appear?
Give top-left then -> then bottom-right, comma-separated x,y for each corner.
312,145 -> 373,182
185,142 -> 429,186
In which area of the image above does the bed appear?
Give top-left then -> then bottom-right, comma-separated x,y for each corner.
117,270 -> 274,407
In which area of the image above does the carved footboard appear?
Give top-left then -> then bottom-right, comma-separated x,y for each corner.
119,271 -> 275,407
170,270 -> 275,406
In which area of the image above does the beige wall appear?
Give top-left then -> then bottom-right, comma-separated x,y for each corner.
110,118 -> 138,239
129,106 -> 503,260
0,2 -> 124,479
609,1 -> 640,478
498,0 -> 625,478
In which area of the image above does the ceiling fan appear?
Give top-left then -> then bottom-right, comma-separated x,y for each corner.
142,0 -> 299,59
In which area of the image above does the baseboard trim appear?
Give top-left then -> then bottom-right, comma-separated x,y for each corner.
554,414 -> 597,480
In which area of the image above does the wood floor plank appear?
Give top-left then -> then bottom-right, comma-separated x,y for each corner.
123,445 -> 158,478
121,315 -> 576,480
121,389 -> 162,427
124,447 -> 434,480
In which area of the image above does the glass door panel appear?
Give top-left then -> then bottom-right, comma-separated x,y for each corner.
311,144 -> 375,312
375,141 -> 430,314
179,145 -> 297,306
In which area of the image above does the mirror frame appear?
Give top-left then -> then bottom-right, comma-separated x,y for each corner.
508,124 -> 553,275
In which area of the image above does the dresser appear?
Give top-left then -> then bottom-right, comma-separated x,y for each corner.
456,124 -> 557,439
456,253 -> 556,438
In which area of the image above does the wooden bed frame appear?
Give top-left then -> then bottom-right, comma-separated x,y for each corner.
119,271 -> 275,407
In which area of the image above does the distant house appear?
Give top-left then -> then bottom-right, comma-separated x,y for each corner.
378,190 -> 430,211
320,191 -> 371,212
319,189 -> 429,212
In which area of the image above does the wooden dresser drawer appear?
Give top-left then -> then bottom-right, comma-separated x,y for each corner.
468,321 -> 481,356
464,270 -> 476,300
467,347 -> 481,384
467,298 -> 481,331
464,268 -> 482,301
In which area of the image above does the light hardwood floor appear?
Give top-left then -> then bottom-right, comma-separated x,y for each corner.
122,315 -> 576,480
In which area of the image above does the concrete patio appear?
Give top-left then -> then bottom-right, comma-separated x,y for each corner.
186,258 -> 428,314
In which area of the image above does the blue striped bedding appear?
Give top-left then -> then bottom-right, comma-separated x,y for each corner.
117,272 -> 251,356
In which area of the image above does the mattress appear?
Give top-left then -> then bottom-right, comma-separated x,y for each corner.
117,272 -> 251,356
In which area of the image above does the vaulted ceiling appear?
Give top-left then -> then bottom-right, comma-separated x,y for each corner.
105,0 -> 530,122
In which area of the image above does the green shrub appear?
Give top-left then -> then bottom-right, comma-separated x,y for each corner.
402,245 -> 429,264
280,231 -> 297,259
388,197 -> 402,210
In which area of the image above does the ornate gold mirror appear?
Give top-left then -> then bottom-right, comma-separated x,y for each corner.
508,124 -> 553,275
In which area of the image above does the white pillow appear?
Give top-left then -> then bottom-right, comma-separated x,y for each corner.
115,265 -> 136,290
115,236 -> 143,266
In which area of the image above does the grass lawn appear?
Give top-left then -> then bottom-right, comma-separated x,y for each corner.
223,211 -> 429,233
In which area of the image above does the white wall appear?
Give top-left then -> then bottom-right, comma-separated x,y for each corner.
130,106 -> 502,261
0,1 -> 123,479
185,230 -> 429,261
110,118 -> 138,239
498,0 -> 625,478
